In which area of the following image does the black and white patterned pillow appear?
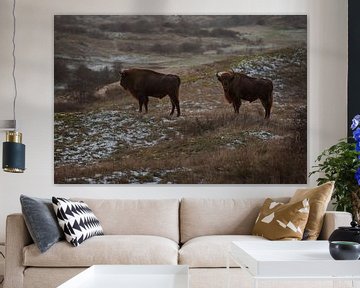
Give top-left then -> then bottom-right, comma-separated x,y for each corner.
52,197 -> 104,247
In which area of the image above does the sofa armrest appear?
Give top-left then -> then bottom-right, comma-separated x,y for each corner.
318,211 -> 352,240
4,213 -> 32,288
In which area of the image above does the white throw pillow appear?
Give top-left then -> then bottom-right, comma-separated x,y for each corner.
52,197 -> 103,247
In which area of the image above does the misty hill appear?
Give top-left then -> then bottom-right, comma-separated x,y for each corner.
55,15 -> 306,38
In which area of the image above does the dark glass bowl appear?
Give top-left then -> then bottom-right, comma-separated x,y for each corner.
329,241 -> 360,260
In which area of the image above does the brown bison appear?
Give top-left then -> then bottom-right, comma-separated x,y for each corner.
119,68 -> 181,117
216,71 -> 273,119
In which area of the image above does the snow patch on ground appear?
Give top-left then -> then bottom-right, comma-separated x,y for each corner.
55,110 -> 178,166
246,130 -> 280,140
64,167 -> 191,184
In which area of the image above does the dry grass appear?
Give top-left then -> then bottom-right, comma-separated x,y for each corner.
55,103 -> 306,184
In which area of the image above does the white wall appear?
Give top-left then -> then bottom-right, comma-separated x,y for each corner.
0,0 -> 348,242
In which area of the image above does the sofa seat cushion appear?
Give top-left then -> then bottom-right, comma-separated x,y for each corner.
23,235 -> 178,267
179,235 -> 267,268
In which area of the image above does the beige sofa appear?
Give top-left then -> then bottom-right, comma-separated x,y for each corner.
4,198 -> 352,288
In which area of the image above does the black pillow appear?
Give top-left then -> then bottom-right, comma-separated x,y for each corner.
20,195 -> 64,253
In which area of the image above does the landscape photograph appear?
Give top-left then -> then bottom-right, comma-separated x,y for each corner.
54,15 -> 307,184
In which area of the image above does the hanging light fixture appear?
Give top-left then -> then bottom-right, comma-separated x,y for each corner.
1,0 -> 25,173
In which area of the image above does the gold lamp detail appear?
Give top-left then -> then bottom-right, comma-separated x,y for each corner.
1,0 -> 26,173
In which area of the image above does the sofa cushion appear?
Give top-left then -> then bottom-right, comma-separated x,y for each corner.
290,181 -> 334,240
180,198 -> 289,243
252,198 -> 310,240
20,195 -> 64,253
179,235 -> 267,268
72,198 -> 179,243
23,235 -> 178,267
52,197 -> 104,247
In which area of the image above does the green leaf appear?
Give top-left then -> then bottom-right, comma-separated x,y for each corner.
310,138 -> 360,214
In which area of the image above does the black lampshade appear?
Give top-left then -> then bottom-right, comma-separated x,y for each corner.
2,131 -> 25,173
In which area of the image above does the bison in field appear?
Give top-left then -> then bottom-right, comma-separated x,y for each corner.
119,68 -> 181,117
216,71 -> 273,119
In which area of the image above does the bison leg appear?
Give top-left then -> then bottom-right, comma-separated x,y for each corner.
175,98 -> 180,117
260,89 -> 273,119
233,99 -> 241,114
170,101 -> 175,116
232,103 -> 237,113
169,95 -> 180,117
138,98 -> 144,113
265,106 -> 271,119
144,97 -> 149,113
260,98 -> 272,119
138,96 -> 149,114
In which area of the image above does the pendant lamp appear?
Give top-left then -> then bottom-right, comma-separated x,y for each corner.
1,0 -> 26,173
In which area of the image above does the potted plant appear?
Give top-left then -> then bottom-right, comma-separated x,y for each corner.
310,115 -> 360,222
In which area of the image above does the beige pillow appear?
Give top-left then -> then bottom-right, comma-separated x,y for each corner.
289,181 -> 334,240
252,198 -> 310,240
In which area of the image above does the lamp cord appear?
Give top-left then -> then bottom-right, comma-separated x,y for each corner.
12,0 -> 17,128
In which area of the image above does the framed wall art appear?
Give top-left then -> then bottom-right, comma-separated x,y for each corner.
54,15 -> 307,184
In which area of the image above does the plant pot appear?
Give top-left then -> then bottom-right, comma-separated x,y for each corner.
329,221 -> 360,244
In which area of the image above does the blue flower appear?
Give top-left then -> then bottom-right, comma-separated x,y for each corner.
351,115 -> 360,186
353,128 -> 360,142
356,167 -> 360,186
352,115 -> 360,130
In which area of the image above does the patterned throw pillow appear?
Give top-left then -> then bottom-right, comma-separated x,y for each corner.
252,198 -> 310,240
289,181 -> 334,240
52,197 -> 104,247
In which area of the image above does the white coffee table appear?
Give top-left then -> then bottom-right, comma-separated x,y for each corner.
57,265 -> 189,288
228,241 -> 360,288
